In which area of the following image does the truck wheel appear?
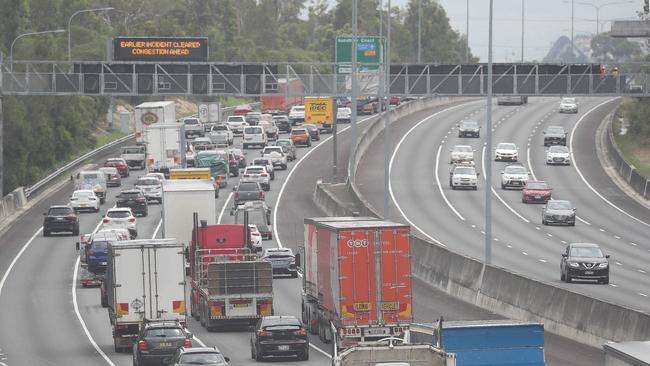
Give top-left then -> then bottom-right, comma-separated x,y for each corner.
101,293 -> 108,308
199,300 -> 206,327
73,225 -> 80,236
43,229 -> 50,237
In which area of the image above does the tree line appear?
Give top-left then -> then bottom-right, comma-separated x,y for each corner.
0,0 -> 471,194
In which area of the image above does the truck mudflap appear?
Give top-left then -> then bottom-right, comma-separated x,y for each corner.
199,295 -> 274,330
112,322 -> 139,352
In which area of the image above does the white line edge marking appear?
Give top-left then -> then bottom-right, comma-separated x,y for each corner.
482,146 -> 529,223
217,192 -> 233,224
434,146 -> 465,221
0,227 -> 43,298
152,218 -> 162,238
71,213 -> 115,365
390,101 -> 484,247
273,115 -> 374,249
569,97 -> 650,227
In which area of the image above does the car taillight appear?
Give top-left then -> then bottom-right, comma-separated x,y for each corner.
183,339 -> 192,348
243,174 -> 250,177
136,198 -> 146,203
294,329 -> 307,336
258,330 -> 271,337
67,215 -> 77,222
128,218 -> 136,223
259,192 -> 264,200
88,249 -> 96,256
103,219 -> 109,223
138,340 -> 148,351
235,192 -> 239,200
261,173 -> 268,177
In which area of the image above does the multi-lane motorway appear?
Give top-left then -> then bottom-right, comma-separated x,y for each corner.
0,97 -> 638,365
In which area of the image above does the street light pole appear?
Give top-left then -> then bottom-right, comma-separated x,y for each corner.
383,0 -> 391,218
68,7 -> 114,62
521,0 -> 525,62
485,0 -> 494,265
571,0 -> 574,62
350,0 -> 358,182
10,29 -> 66,69
417,0 -> 422,63
575,1 -> 634,36
466,0 -> 470,63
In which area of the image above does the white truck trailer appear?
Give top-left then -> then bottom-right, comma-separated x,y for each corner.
104,239 -> 187,352
135,101 -> 177,143
143,123 -> 186,177
333,344 -> 456,366
162,179 -> 216,247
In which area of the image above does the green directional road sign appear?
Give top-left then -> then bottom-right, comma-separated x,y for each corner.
335,36 -> 383,74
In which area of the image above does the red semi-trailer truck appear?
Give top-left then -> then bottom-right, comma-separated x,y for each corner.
301,217 -> 414,350
189,218 -> 273,331
261,78 -> 304,114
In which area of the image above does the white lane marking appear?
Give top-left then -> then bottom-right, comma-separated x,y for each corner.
152,219 -> 162,238
638,269 -> 647,274
217,192 -> 233,224
630,242 -> 638,246
72,256 -> 116,366
527,147 -> 537,180
434,146 -> 465,221
0,228 -> 43,298
311,344 -> 332,358
274,115 -> 374,249
569,97 -> 650,228
539,259 -> 547,263
192,336 -> 206,347
639,293 -> 648,297
389,101 -> 483,247
614,235 -> 621,240
577,216 -> 591,226
522,252 -> 529,256
481,146 -> 529,223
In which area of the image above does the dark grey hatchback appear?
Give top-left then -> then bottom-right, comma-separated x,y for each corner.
250,316 -> 309,361
560,243 -> 610,284
542,200 -> 576,226
133,321 -> 192,366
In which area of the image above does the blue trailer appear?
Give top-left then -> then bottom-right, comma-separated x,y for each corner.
410,320 -> 545,366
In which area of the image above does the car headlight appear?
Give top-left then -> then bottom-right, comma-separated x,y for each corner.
568,262 -> 579,268
598,263 -> 608,268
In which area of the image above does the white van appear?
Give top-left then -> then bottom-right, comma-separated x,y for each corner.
243,126 -> 267,149
75,170 -> 108,204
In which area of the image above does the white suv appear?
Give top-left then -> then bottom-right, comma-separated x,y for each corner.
289,105 -> 305,124
500,164 -> 529,189
449,164 -> 479,190
226,115 -> 248,135
241,165 -> 271,191
261,146 -> 288,170
243,126 -> 267,149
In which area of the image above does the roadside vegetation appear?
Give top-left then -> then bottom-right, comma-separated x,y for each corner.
0,0 -> 471,194
615,99 -> 650,178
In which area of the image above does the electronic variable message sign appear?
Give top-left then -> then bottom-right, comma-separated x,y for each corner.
113,37 -> 208,62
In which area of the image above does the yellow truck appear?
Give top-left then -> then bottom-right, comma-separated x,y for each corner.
304,97 -> 335,133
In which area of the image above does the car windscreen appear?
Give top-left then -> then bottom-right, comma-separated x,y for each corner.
264,147 -> 283,154
119,192 -> 142,198
184,119 -> 199,125
81,173 -> 100,180
49,207 -> 73,215
527,182 -> 548,190
455,167 -> 475,175
136,178 -> 159,186
238,182 -> 259,191
276,140 -> 290,147
505,167 -> 526,174
549,146 -> 569,153
293,107 -> 304,111
292,129 -> 307,135
253,159 -> 270,165
145,328 -> 185,337
123,147 -> 143,154
107,210 -> 130,218
73,191 -> 94,198
262,317 -> 301,328
498,143 -> 516,150
228,116 -> 244,122
461,121 -> 478,128
90,240 -> 109,249
247,168 -> 264,174
179,353 -> 227,364
562,98 -> 576,103
570,247 -> 603,258
548,201 -> 572,210
546,127 -> 565,134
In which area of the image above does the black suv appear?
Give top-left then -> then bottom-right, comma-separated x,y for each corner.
458,120 -> 481,138
560,243 -> 610,284
543,125 -> 567,146
171,347 -> 230,365
116,189 -> 148,217
133,321 -> 193,366
273,115 -> 291,133
250,316 -> 309,361
43,205 -> 79,236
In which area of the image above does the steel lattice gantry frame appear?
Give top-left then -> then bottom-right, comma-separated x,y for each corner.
2,61 -> 650,97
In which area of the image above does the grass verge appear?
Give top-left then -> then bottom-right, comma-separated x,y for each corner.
613,116 -> 650,178
95,129 -> 128,148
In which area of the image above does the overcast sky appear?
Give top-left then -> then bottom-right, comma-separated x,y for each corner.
396,0 -> 643,62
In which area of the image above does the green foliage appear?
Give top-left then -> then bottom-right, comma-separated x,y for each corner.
1,0 -> 469,194
591,33 -> 642,62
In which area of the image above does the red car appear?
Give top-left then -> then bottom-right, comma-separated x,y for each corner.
522,181 -> 552,203
104,158 -> 130,177
390,95 -> 401,106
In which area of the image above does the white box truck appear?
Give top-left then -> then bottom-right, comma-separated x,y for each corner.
144,123 -> 186,177
162,179 -> 216,247
104,239 -> 186,352
135,101 -> 177,143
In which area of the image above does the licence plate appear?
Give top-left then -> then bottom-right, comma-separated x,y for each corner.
100,262 -> 107,266
278,345 -> 290,351
159,342 -> 173,348
534,196 -> 541,199
233,303 -> 249,308
584,271 -> 594,275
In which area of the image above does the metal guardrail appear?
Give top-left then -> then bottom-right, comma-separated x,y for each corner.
25,133 -> 135,198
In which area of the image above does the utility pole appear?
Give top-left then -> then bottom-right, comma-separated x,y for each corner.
571,0 -> 575,62
485,0 -> 494,265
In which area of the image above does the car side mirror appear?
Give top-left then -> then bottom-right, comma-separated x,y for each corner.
232,185 -> 237,191
476,172 -> 481,177
562,253 -> 568,257
224,357 -> 230,362
605,254 -> 610,258
295,253 -> 301,268
43,212 -> 47,216
573,208 -> 577,211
